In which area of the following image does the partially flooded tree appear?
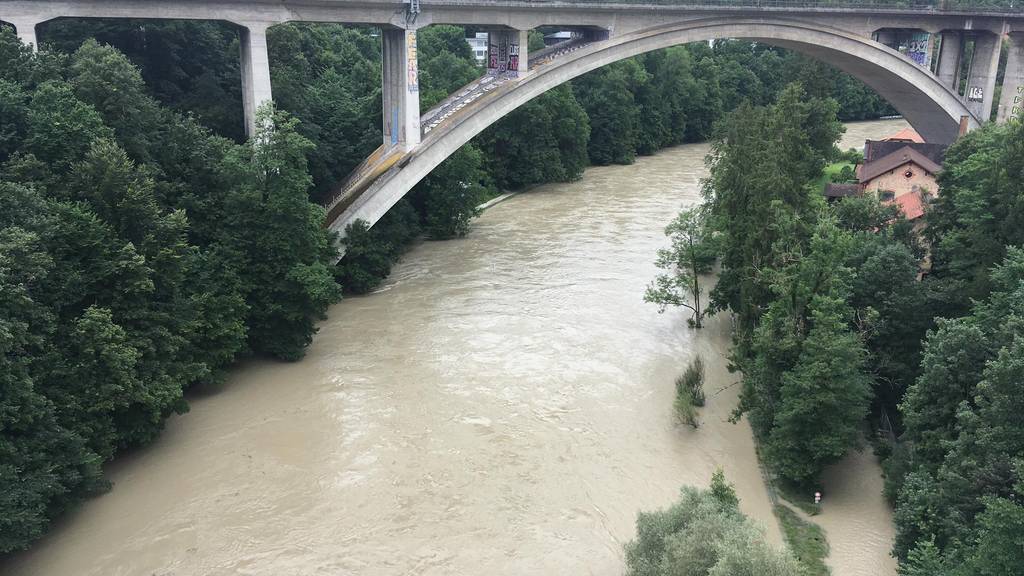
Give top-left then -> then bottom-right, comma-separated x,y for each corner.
675,356 -> 706,428
645,207 -> 714,328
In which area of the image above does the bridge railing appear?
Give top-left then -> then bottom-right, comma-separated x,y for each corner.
514,0 -> 1021,14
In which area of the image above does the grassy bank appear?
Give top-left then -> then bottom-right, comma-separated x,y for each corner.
775,504 -> 831,576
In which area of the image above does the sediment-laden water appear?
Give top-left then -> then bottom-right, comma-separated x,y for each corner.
4,119 -> 906,576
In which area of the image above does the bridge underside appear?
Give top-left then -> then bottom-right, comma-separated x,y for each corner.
325,17 -> 983,248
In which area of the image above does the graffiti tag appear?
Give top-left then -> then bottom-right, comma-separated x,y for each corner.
407,31 -> 418,93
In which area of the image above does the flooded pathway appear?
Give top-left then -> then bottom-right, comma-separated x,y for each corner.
3,119 -> 907,576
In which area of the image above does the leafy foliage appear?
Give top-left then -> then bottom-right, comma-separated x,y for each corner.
703,84 -> 841,337
673,357 -> 706,428
410,144 -> 492,240
925,122 -> 1024,310
645,208 -> 713,327
624,474 -> 803,576
0,28 -> 340,552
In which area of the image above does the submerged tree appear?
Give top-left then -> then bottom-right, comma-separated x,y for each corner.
674,356 -> 706,428
645,207 -> 714,328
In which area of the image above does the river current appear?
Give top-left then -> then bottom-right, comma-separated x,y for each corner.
4,119 -> 907,576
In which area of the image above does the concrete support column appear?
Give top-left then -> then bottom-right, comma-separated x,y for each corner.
486,29 -> 529,77
964,31 -> 1002,122
7,16 -> 42,50
936,31 -> 963,90
382,28 -> 421,150
239,22 -> 273,138
997,33 -> 1024,123
515,29 -> 529,76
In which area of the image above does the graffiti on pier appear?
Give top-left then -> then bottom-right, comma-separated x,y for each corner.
508,42 -> 520,72
407,31 -> 419,92
906,33 -> 930,66
487,32 -> 519,76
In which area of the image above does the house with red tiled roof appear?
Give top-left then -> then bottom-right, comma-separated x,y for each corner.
857,146 -> 942,208
821,127 -> 945,223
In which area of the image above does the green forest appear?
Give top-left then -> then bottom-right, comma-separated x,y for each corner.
648,82 -> 1024,574
1,15 -> 1020,575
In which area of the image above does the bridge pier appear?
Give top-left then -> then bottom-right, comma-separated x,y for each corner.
964,31 -> 1002,122
936,31 -> 963,91
998,32 -> 1024,123
382,27 -> 421,150
239,22 -> 274,138
487,29 -> 529,77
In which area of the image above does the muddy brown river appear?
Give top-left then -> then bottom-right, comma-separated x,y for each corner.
4,120 -> 906,576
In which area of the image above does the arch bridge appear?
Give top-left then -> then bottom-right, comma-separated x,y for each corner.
2,1 -> 1023,253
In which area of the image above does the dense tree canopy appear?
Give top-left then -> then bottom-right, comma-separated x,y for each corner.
0,28 -> 340,552
687,92 -> 1024,571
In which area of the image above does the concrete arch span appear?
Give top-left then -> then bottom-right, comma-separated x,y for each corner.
329,17 -> 978,241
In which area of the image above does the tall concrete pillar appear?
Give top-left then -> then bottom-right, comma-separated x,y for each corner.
382,28 -> 421,150
7,16 -> 42,50
936,31 -> 963,90
997,33 -> 1023,123
486,29 -> 529,77
239,23 -> 273,138
964,32 -> 1002,122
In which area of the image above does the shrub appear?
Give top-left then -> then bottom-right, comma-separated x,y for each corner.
624,474 -> 803,576
676,356 -> 706,407
675,393 -> 699,428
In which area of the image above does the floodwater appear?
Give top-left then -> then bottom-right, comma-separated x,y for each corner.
4,119 -> 907,576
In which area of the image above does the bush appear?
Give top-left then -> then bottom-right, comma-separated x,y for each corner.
676,356 -> 706,407
624,474 -> 803,576
674,356 -> 706,428
675,394 -> 699,428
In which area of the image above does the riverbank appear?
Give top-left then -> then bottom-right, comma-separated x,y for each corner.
2,119 -> 907,576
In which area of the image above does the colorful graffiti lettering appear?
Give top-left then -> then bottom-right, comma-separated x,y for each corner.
407,31 -> 419,93
487,33 -> 521,76
488,39 -> 498,69
508,42 -> 519,72
907,40 -> 929,66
